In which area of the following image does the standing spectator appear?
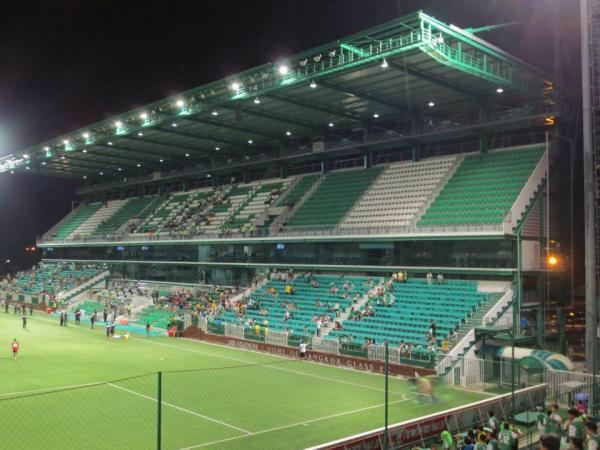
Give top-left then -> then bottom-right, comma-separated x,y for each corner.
538,434 -> 561,450
437,273 -> 444,284
567,408 -> 585,449
59,311 -> 64,327
316,318 -> 322,337
29,305 -> 33,316
91,311 -> 97,329
299,340 -> 307,358
22,313 -> 27,329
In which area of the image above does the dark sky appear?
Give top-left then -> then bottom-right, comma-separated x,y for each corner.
0,0 -> 582,269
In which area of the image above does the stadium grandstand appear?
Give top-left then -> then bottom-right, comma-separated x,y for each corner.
0,7 -> 596,450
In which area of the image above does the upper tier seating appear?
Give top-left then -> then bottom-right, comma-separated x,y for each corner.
418,145 -> 545,226
93,197 -> 156,235
221,275 -> 374,336
276,174 -> 320,207
328,279 -> 489,347
72,200 -> 128,237
286,168 -> 381,229
224,181 -> 289,231
52,203 -> 103,240
341,156 -> 457,229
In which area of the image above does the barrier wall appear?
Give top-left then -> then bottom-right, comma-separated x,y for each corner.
307,384 -> 547,450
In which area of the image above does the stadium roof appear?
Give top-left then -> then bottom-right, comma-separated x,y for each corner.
1,10 -> 553,182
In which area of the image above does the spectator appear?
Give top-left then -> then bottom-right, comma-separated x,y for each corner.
585,421 -> 599,450
539,434 -> 561,450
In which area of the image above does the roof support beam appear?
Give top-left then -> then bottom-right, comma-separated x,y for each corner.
118,136 -> 201,156
225,105 -> 326,133
100,141 -> 189,162
318,79 -> 418,118
152,126 -> 236,147
183,116 -> 283,141
266,93 -> 364,123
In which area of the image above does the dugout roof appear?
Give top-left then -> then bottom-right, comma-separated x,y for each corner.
1,11 -> 553,182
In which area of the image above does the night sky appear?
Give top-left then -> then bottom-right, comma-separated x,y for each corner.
0,0 -> 582,270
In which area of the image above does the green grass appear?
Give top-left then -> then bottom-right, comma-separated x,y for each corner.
0,313 -> 489,450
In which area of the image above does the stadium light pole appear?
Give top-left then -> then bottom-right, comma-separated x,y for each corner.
581,0 -> 600,417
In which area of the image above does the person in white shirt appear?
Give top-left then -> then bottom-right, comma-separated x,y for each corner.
316,319 -> 322,337
299,341 -> 307,358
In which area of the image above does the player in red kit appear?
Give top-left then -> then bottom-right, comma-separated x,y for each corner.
11,339 -> 19,359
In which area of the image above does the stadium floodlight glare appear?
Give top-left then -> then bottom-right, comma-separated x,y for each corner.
310,80 -> 317,89
137,132 -> 144,137
328,122 -> 334,127
428,101 -> 435,107
43,146 -> 50,151
248,139 -> 253,144
82,132 -> 90,139
9,170 -> 14,174
25,166 -> 30,170
285,131 -> 291,136
215,146 -> 220,151
159,159 -> 164,163
117,168 -> 122,171
496,87 -> 504,94
99,172 -> 103,175
254,97 -> 261,104
139,112 -> 148,120
230,82 -> 241,91
22,154 -> 29,159
373,113 -> 380,118
82,149 -> 87,153
176,99 -> 185,108
185,153 -> 190,157
380,58 -> 389,68
62,139 -> 69,145
83,175 -> 87,179
211,110 -> 219,116
136,163 -> 141,167
41,161 -> 46,166
278,65 -> 289,75
114,121 -> 122,127
548,255 -> 559,267
171,122 -> 178,128
60,156 -> 65,160
107,141 -> 113,146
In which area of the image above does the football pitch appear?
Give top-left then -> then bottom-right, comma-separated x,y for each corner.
0,313 -> 489,450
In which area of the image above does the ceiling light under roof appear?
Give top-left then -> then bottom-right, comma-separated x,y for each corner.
99,172 -> 104,175
328,122 -> 334,127
215,147 -> 220,151
428,101 -> 435,107
82,149 -> 88,153
62,139 -> 69,145
43,146 -> 50,151
285,131 -> 291,136
278,65 -> 289,75
83,175 -> 87,179
211,110 -> 219,116
136,163 -> 141,167
139,112 -> 148,120
230,82 -> 241,91
114,121 -> 122,127
82,132 -> 90,139
247,139 -> 253,144
373,113 -> 380,118
60,156 -> 65,160
107,141 -> 113,146
159,159 -> 164,163
185,153 -> 190,157
137,132 -> 144,137
176,99 -> 185,108
41,162 -> 46,166
171,122 -> 178,127
310,80 -> 317,89
117,168 -> 122,171
496,87 -> 504,94
380,58 -> 389,68
254,97 -> 261,104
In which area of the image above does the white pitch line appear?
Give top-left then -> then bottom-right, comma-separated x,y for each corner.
0,381 -> 102,398
107,383 -> 251,435
179,398 -> 409,450
136,338 -> 408,397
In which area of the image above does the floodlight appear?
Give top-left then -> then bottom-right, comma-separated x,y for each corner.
380,58 -> 388,68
